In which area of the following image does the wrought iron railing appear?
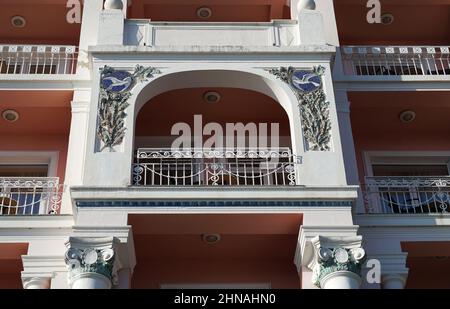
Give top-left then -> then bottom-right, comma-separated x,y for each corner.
362,176 -> 450,214
132,148 -> 299,186
341,46 -> 450,76
0,45 -> 78,75
0,177 -> 63,215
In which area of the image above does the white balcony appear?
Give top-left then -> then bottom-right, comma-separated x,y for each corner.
341,46 -> 450,77
0,177 -> 63,215
0,45 -> 78,75
132,148 -> 299,187
362,176 -> 450,214
124,20 -> 300,47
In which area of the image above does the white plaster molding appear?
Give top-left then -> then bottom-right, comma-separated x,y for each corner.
71,100 -> 90,113
0,151 -> 59,177
21,255 -> 67,289
381,273 -> 408,289
22,277 -> 51,289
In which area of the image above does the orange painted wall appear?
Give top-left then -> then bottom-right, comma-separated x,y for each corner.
349,92 -> 450,183
0,273 -> 22,289
353,133 -> 450,182
132,260 -> 300,289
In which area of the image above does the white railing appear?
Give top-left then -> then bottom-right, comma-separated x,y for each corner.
363,176 -> 450,214
0,177 -> 63,215
124,20 -> 299,47
341,46 -> 450,76
0,45 -> 78,75
132,148 -> 298,186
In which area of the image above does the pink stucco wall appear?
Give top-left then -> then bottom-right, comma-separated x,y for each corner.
349,92 -> 450,182
132,260 -> 300,289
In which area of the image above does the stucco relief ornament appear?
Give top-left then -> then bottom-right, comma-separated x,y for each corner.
97,65 -> 161,151
311,246 -> 366,288
65,247 -> 118,285
267,66 -> 331,151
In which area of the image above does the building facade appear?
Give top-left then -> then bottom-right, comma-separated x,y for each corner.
0,0 -> 449,289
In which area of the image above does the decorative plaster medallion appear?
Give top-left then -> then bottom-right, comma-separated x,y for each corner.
267,66 -> 331,151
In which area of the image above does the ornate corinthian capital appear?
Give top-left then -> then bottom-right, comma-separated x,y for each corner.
309,236 -> 366,288
65,237 -> 120,287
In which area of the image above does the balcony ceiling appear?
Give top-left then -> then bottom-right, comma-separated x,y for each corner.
0,243 -> 27,289
350,91 -> 450,136
402,241 -> 450,289
129,0 -> 289,21
0,90 -> 72,135
135,87 -> 291,137
334,0 -> 450,45
130,213 -> 302,260
0,1 -> 81,45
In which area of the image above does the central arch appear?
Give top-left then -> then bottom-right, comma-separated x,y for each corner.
128,69 -> 303,151
119,68 -> 304,186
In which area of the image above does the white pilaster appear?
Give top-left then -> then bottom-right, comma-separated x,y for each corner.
381,273 -> 408,289
288,0 -> 339,46
71,272 -> 112,289
77,0 -> 104,77
62,90 -> 91,214
21,255 -> 67,289
320,270 -> 362,289
373,253 -> 409,289
98,8 -> 125,45
335,90 -> 364,213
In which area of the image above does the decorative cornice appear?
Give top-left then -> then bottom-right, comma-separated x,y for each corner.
97,65 -> 161,151
267,65 -> 331,151
76,200 -> 353,208
65,237 -> 120,287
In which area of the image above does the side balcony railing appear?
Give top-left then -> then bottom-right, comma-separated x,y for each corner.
362,176 -> 450,214
132,148 -> 299,186
0,177 -> 63,215
341,46 -> 450,76
0,45 -> 78,75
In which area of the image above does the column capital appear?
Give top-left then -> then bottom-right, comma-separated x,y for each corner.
381,273 -> 408,289
309,235 -> 366,288
65,236 -> 121,288
370,253 -> 409,289
21,255 -> 67,289
295,225 -> 360,272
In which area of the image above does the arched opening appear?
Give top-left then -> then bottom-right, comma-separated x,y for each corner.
132,86 -> 295,186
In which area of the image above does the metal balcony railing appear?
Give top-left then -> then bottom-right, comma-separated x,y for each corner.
0,45 -> 78,75
0,177 -> 63,215
362,176 -> 450,214
341,46 -> 450,76
132,148 -> 299,186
